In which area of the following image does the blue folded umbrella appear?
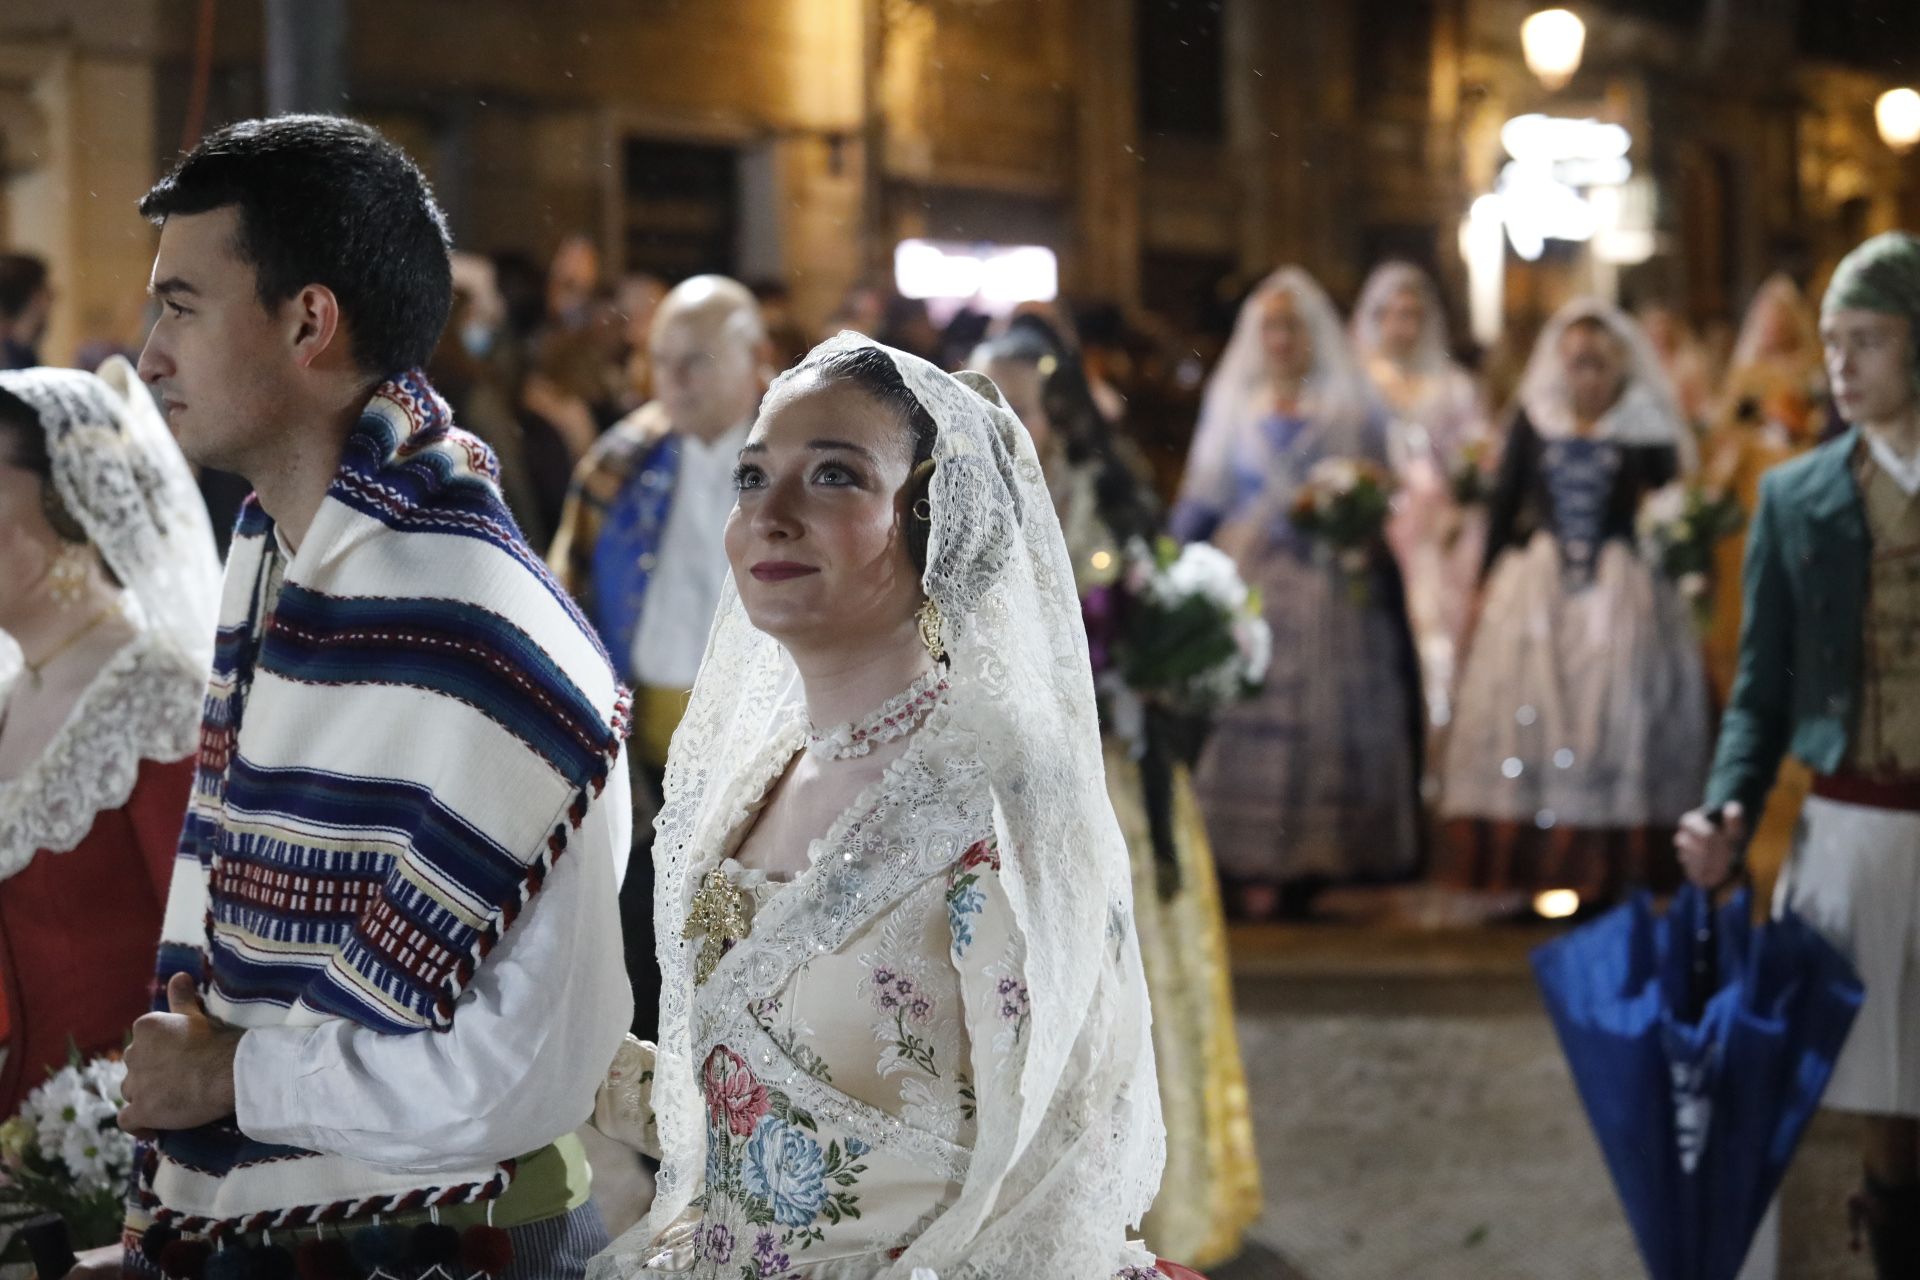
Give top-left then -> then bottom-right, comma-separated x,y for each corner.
1533,885 -> 1864,1280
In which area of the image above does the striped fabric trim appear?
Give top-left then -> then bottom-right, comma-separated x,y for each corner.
329,371 -> 609,669
261,587 -> 612,788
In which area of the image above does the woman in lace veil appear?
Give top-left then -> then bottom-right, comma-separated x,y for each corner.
1351,261 -> 1483,470
591,333 -> 1169,1279
1352,262 -> 1489,730
1170,267 -> 1423,920
0,359 -> 219,1112
1440,299 -> 1708,904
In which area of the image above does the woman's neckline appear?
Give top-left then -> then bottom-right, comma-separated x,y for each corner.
696,691 -> 956,914
0,629 -> 150,787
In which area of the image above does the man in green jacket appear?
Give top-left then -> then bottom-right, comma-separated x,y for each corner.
1678,231 -> 1920,1278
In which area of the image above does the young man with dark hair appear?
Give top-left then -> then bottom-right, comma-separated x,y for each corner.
1679,231 -> 1920,1278
102,115 -> 631,1277
0,253 -> 52,370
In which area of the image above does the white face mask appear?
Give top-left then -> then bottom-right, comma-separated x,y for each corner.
461,322 -> 495,358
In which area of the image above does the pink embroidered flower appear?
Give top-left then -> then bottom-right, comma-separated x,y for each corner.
958,839 -> 1001,872
703,1047 -> 771,1138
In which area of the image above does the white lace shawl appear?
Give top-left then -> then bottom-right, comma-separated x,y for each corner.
1351,260 -> 1455,380
592,334 -> 1164,1279
0,624 -> 205,880
1515,297 -> 1698,472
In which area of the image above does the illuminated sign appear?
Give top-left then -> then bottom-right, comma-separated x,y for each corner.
893,240 -> 1059,307
1486,114 -> 1636,262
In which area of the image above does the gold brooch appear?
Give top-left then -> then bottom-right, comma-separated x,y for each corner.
684,868 -> 751,984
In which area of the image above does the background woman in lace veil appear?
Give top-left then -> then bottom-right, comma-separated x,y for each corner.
589,332 -> 1174,1279
0,361 -> 219,1114
1169,267 -> 1424,921
1703,275 -> 1829,704
967,317 -> 1260,1270
1351,261 -> 1489,734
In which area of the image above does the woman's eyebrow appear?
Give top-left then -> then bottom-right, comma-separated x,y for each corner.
737,439 -> 881,463
806,439 -> 880,462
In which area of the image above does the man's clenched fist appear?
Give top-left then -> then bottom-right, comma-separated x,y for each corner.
119,972 -> 242,1137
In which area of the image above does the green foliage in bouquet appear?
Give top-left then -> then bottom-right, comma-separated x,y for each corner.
1449,439 -> 1494,507
1636,482 -> 1745,632
1288,458 -> 1396,605
1083,538 -> 1270,719
1122,542 -> 1256,696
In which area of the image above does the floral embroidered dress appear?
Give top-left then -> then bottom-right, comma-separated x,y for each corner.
600,713 -> 1164,1280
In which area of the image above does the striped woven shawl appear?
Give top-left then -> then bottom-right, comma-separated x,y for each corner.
142,371 -> 629,1232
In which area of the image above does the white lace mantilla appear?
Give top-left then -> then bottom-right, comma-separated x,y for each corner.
606,334 -> 1164,1280
0,630 -> 205,881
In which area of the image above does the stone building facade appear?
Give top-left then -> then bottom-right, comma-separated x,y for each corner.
2,0 -> 1916,365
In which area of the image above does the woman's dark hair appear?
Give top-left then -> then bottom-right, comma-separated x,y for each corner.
0,387 -> 87,543
793,343 -> 939,572
976,316 -> 1159,545
139,115 -> 453,377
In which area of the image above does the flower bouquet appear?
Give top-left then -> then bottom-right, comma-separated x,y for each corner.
0,1052 -> 134,1269
1082,539 -> 1270,901
1636,481 -> 1745,632
1288,457 -> 1396,603
1082,538 -> 1270,726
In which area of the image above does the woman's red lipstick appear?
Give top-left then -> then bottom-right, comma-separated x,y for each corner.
750,561 -> 819,582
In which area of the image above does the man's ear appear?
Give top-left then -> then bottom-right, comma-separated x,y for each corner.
286,283 -> 345,370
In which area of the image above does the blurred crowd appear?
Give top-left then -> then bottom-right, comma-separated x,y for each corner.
0,232 -> 1839,924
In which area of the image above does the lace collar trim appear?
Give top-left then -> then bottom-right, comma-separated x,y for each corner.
0,630 -> 205,880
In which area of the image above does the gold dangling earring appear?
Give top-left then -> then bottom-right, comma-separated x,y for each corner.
916,597 -> 946,663
45,542 -> 91,610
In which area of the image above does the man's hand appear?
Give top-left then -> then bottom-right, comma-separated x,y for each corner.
119,973 -> 241,1137
1675,802 -> 1748,891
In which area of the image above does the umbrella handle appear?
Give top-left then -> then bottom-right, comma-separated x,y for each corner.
1688,893 -> 1717,1023
1688,811 -> 1752,1020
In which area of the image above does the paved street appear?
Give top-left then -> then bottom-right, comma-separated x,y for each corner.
587,915 -> 1871,1280
1219,920 -> 1869,1280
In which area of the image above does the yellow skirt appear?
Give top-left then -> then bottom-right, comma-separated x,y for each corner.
1105,739 -> 1264,1268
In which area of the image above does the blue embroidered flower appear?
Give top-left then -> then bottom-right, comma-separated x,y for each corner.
844,1136 -> 871,1158
946,884 -> 986,954
742,1115 -> 830,1228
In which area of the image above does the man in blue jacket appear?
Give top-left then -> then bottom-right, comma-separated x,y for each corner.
1679,232 -> 1920,1277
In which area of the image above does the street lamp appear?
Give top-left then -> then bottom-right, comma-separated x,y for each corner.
1521,8 -> 1586,92
1876,88 -> 1920,154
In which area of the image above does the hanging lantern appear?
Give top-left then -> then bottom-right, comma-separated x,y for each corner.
1876,88 -> 1920,154
1521,9 -> 1586,92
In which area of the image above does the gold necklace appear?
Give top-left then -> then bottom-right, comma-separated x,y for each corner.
17,601 -> 121,691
